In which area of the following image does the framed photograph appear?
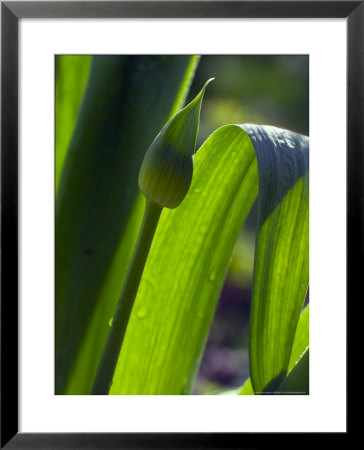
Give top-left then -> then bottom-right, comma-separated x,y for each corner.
2,0 -> 356,447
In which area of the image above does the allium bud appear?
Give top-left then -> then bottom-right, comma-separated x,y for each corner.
138,78 -> 214,209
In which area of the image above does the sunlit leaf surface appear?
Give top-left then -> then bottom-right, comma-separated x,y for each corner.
110,125 -> 258,394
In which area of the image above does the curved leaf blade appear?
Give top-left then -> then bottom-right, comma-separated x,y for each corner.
110,125 -> 259,394
243,125 -> 309,394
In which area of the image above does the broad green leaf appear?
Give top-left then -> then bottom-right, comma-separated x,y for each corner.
246,124 -> 309,394
110,125 -> 258,394
110,124 -> 308,395
239,305 -> 309,395
56,55 -> 200,394
276,348 -> 309,395
55,55 -> 92,193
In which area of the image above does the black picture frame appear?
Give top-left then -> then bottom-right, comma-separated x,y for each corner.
1,1 -> 356,447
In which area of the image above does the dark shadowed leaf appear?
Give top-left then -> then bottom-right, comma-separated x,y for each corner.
244,125 -> 309,394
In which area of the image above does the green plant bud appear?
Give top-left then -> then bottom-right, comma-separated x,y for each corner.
138,78 -> 214,209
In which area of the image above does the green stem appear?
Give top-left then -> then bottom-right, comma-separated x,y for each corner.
91,199 -> 163,394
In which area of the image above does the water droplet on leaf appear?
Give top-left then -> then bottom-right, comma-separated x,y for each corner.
136,308 -> 148,319
208,271 -> 217,282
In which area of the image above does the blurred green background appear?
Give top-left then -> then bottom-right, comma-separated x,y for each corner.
188,55 -> 309,394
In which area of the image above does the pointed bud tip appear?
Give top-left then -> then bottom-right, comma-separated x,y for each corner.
202,77 -> 215,92
138,78 -> 213,209
194,77 -> 214,101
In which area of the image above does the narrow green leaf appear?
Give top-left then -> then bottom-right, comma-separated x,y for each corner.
55,55 -> 92,193
245,124 -> 309,394
56,55 -> 199,394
